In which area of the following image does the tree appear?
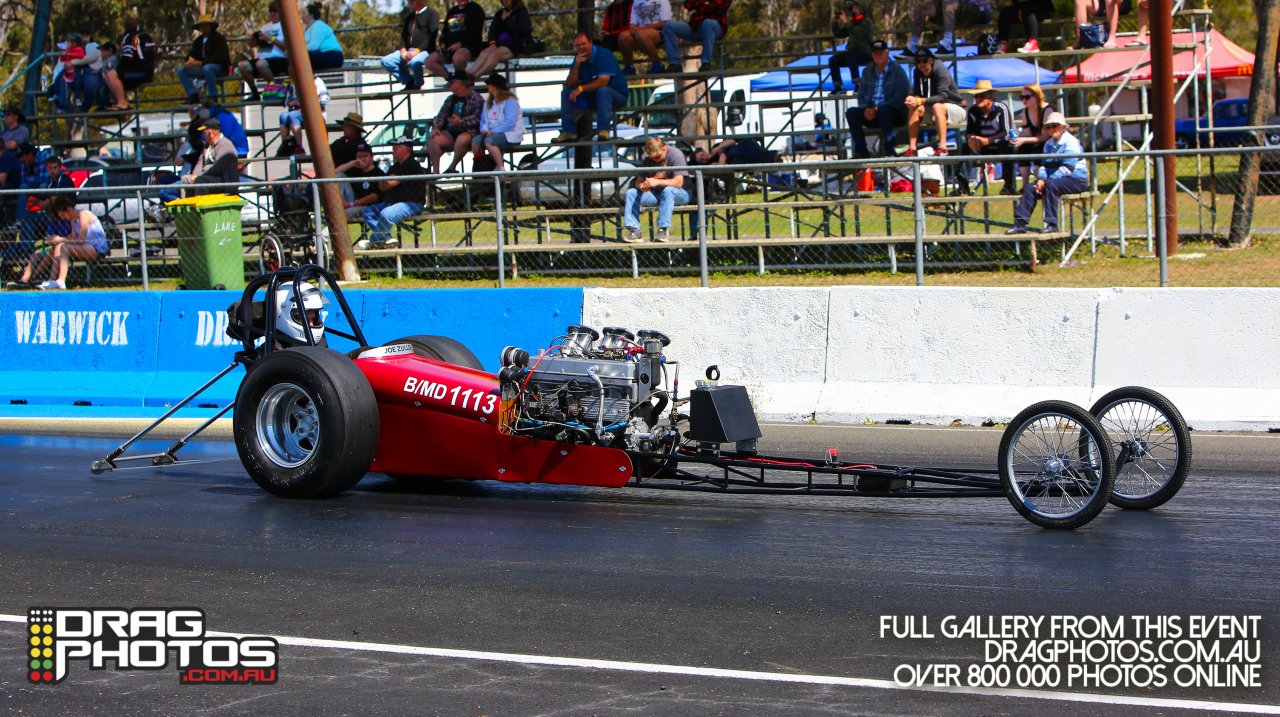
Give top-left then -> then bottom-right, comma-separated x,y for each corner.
1227,0 -> 1280,247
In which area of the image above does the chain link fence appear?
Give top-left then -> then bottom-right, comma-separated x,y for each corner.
3,144 -> 1279,291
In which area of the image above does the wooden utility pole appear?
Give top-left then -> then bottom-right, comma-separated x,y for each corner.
1228,0 -> 1280,247
1149,0 -> 1178,253
278,0 -> 360,281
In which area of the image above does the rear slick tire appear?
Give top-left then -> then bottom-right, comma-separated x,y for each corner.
234,346 -> 380,498
1089,386 -> 1191,510
998,400 -> 1116,530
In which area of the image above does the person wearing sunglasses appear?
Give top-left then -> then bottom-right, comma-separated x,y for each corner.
1011,84 -> 1055,188
903,47 -> 965,157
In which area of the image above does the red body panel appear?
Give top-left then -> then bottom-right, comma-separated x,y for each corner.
356,354 -> 633,487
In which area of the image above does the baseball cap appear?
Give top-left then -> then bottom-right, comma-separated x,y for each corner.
914,47 -> 935,61
390,136 -> 415,147
447,70 -> 471,84
197,117 -> 221,131
354,141 -> 373,154
17,142 -> 36,155
871,39 -> 889,52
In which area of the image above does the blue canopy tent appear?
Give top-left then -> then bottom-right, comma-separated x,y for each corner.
751,44 -> 1060,94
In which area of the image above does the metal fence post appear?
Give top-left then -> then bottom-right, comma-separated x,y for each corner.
494,176 -> 506,288
137,189 -> 149,291
696,169 -> 709,288
913,158 -> 925,286
310,180 -> 326,269
1155,153 -> 1169,287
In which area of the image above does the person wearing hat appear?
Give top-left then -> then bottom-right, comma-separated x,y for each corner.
181,117 -> 239,196
828,1 -> 873,95
335,142 -> 385,222
330,112 -> 367,166
428,71 -> 483,174
903,47 -> 964,156
361,137 -> 426,249
471,74 -> 523,171
176,13 -> 231,105
466,0 -> 534,80
2,107 -> 29,150
845,38 -> 910,159
953,78 -> 1016,196
1007,111 -> 1086,234
380,0 -> 440,90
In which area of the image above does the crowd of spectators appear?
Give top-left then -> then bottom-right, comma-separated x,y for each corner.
8,0 -> 1114,274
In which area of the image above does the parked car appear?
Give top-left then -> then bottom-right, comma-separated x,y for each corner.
1174,97 -> 1249,148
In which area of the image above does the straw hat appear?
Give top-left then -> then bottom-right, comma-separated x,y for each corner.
341,111 -> 364,128
192,13 -> 219,29
965,79 -> 996,95
1043,111 -> 1068,127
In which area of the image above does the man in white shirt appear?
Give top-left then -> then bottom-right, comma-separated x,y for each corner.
236,3 -> 289,101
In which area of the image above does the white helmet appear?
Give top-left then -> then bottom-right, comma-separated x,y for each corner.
275,282 -> 328,344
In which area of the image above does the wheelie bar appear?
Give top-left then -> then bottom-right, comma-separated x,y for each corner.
90,361 -> 242,474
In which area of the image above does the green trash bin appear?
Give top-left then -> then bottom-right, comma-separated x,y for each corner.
167,194 -> 247,290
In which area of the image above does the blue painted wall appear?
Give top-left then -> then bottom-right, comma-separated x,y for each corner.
0,288 -> 583,412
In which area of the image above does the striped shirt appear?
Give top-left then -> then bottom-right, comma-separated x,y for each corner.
964,101 -> 1017,144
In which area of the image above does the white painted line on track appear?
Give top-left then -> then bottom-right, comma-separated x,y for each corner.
2,614 -> 1276,713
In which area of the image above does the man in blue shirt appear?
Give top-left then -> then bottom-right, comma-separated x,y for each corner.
844,39 -> 910,159
554,33 -> 629,143
1006,111 -> 1087,233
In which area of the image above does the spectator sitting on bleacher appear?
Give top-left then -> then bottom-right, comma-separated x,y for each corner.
598,0 -> 634,53
622,136 -> 688,243
661,0 -> 731,75
331,112 -> 366,166
302,3 -> 345,71
51,34 -> 85,114
1006,111 -> 1085,234
180,117 -> 239,196
429,71 -> 484,173
619,0 -> 671,76
381,0 -> 440,91
11,153 -> 74,252
0,143 -> 20,218
466,0 -> 534,79
1011,83 -> 1054,185
953,78 -> 1016,196
908,0 -> 993,54
845,39 -> 909,159
276,78 -> 331,157
335,141 -> 384,220
2,107 -> 29,150
997,0 -> 1053,53
425,0 -> 487,79
1076,0 -> 1149,48
691,137 -> 778,166
472,74 -> 523,171
237,3 -> 288,102
6,196 -> 106,291
828,0 -> 872,95
117,16 -> 156,94
360,136 -> 426,250
903,47 -> 964,156
97,43 -> 134,111
177,14 -> 231,105
68,25 -> 105,112
1,144 -> 39,255
554,33 -> 629,143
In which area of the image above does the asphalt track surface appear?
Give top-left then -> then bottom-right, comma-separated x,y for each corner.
1,422 -> 1278,716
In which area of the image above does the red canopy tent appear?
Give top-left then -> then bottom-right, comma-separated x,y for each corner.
1058,28 -> 1268,83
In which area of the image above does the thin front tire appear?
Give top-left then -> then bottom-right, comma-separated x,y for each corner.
999,400 -> 1116,529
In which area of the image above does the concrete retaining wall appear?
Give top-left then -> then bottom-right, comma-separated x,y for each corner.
2,286 -> 1274,429
585,287 -> 1280,431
